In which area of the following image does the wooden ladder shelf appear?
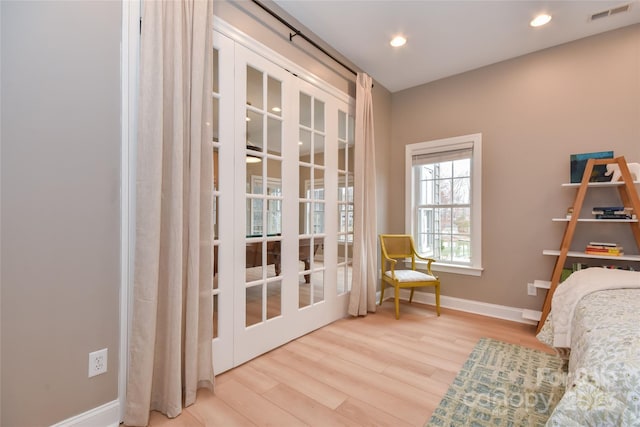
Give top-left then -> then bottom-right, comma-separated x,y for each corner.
536,156 -> 640,333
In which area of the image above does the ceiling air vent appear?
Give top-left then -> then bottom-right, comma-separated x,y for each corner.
590,3 -> 631,21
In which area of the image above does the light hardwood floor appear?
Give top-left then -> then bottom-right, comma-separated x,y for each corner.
143,301 -> 551,427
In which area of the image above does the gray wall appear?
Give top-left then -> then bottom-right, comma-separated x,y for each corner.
390,24 -> 640,310
1,1 -> 121,425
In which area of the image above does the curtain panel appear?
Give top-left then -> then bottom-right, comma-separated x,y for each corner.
124,0 -> 214,425
349,73 -> 378,316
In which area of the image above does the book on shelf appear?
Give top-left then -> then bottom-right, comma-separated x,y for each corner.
592,206 -> 625,212
595,214 -> 635,219
588,241 -> 620,247
591,206 -> 636,220
585,243 -> 624,256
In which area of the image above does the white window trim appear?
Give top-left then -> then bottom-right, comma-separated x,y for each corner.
405,133 -> 483,276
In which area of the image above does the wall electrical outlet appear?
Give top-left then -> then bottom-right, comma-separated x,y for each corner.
527,283 -> 537,296
88,348 -> 108,378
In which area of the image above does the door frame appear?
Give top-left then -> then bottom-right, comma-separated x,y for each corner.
119,0 -> 140,419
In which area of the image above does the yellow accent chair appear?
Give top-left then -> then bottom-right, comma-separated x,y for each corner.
379,234 -> 441,319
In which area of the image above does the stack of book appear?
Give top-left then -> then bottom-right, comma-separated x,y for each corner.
585,242 -> 624,256
592,206 -> 636,220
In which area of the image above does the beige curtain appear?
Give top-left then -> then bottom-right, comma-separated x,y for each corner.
348,73 -> 378,316
124,0 -> 214,425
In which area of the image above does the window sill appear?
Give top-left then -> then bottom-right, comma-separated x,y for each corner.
417,260 -> 483,277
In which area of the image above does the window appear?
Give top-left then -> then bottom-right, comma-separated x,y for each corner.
406,134 -> 482,276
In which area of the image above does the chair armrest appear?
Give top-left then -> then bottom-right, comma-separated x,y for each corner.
382,257 -> 397,277
414,254 -> 437,275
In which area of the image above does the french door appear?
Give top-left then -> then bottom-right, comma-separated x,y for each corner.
212,28 -> 354,373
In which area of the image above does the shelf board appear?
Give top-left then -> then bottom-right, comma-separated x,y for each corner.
561,181 -> 640,188
552,218 -> 638,223
543,249 -> 640,262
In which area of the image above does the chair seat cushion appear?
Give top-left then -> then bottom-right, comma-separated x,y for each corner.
385,269 -> 437,282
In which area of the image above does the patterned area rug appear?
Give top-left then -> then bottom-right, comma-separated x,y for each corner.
426,337 -> 566,427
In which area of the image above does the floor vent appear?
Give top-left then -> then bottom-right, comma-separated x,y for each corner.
590,3 -> 631,21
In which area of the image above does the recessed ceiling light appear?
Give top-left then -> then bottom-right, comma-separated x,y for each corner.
390,35 -> 407,47
272,107 -> 281,112
530,14 -> 552,27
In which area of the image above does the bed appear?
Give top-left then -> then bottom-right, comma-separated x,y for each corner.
537,267 -> 640,426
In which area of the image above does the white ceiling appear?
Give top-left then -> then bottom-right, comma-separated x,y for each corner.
273,0 -> 640,92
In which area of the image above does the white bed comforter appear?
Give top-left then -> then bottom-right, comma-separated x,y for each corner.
549,267 -> 640,348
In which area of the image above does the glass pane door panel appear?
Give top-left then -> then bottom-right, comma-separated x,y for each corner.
298,238 -> 313,274
267,200 -> 281,235
300,202 -> 311,234
338,144 -> 346,171
337,265 -> 347,294
298,272 -> 323,305
246,285 -> 262,327
266,240 -> 281,277
299,166 -> 311,198
313,169 -> 325,199
313,202 -> 325,234
338,110 -> 346,140
347,145 -> 354,172
314,237 -> 325,268
299,92 -> 312,127
267,117 -> 282,155
266,160 -> 282,193
213,245 -> 219,289
246,163 -> 263,195
213,148 -> 220,190
213,196 -> 219,239
298,279 -> 310,308
246,241 -> 264,278
337,172 -> 346,202
246,110 -> 264,151
313,99 -> 325,131
266,280 -> 281,319
337,241 -> 346,264
248,199 -> 263,237
299,129 -> 312,162
246,66 -> 263,109
267,76 -> 282,117
314,134 -> 325,166
337,262 -> 352,294
338,208 -> 346,234
212,97 -> 220,142
348,115 -> 355,143
212,48 -> 219,93
213,294 -> 219,337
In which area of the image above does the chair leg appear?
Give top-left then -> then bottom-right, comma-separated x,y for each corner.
379,282 -> 385,306
435,284 -> 441,316
394,287 -> 400,319
409,288 -> 415,303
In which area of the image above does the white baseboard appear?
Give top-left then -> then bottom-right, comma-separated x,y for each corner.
378,289 -> 538,326
50,400 -> 119,427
